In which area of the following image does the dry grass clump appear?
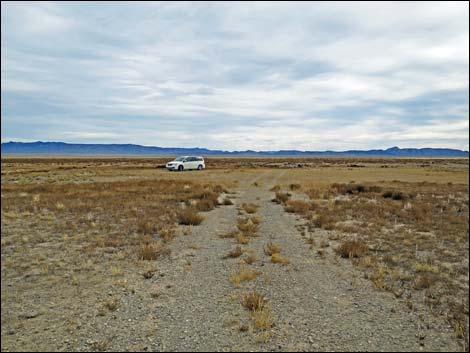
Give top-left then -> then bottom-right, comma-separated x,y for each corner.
137,218 -> 158,235
335,240 -> 368,258
272,191 -> 290,204
219,230 -> 238,239
413,273 -> 436,290
234,233 -> 249,245
284,200 -> 311,215
229,265 -> 261,287
236,217 -> 259,236
159,227 -> 176,243
241,290 -> 267,311
195,199 -> 217,212
138,240 -> 168,261
192,190 -> 219,210
223,197 -> 233,205
269,185 -> 281,192
264,241 -> 282,256
103,298 -> 120,312
289,183 -> 301,191
312,214 -> 335,230
223,246 -> 244,259
177,208 -> 204,225
298,180 -> 469,347
239,289 -> 274,332
382,190 -> 407,200
242,203 -> 259,214
249,215 -> 262,225
251,306 -> 274,331
271,253 -> 291,265
244,252 -> 258,265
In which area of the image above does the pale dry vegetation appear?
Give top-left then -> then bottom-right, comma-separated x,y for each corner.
1,159 -> 229,351
229,265 -> 261,287
286,180 -> 469,347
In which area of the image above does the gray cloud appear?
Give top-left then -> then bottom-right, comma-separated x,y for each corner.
1,1 -> 469,150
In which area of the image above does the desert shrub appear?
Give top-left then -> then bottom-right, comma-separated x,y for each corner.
223,246 -> 244,259
382,190 -> 407,200
244,252 -> 257,264
289,183 -> 301,191
234,233 -> 249,244
137,218 -> 158,235
264,241 -> 281,256
251,306 -> 274,331
312,214 -> 336,230
237,218 -> 259,235
223,197 -> 233,205
413,273 -> 436,290
242,203 -> 258,214
241,291 -> 266,311
138,240 -> 167,260
103,298 -> 120,312
272,191 -> 290,204
177,208 -> 204,225
229,266 -> 261,287
195,199 -> 216,211
335,240 -> 368,258
271,253 -> 290,265
284,200 -> 311,214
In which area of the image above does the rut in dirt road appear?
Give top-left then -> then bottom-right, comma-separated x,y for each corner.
151,173 -> 460,351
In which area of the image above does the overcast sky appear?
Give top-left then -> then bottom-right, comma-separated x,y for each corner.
1,1 -> 469,151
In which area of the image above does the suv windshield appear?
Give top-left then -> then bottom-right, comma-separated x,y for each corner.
174,157 -> 186,162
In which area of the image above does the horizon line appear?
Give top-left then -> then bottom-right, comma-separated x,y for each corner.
2,140 -> 469,153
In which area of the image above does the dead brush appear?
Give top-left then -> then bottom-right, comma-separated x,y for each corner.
235,233 -> 249,245
272,191 -> 290,204
103,298 -> 120,312
271,253 -> 291,265
237,218 -> 259,235
284,200 -> 311,215
244,252 -> 258,264
138,240 -> 167,260
223,246 -> 244,259
242,203 -> 259,214
289,183 -> 301,191
219,230 -> 238,239
413,273 -> 436,290
223,197 -> 233,205
312,214 -> 336,230
306,236 -> 315,249
241,290 -> 267,311
335,240 -> 368,258
230,265 -> 261,287
264,241 -> 282,256
137,218 -> 158,235
249,215 -> 262,225
159,227 -> 176,242
251,306 -> 274,331
142,269 -> 156,279
177,208 -> 204,225
195,199 -> 217,212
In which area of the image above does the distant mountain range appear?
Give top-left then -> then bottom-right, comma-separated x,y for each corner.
1,141 -> 469,157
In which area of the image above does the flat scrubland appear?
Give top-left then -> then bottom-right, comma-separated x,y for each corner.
1,156 -> 468,351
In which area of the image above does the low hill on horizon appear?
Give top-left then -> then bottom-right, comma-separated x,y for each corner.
1,141 -> 469,157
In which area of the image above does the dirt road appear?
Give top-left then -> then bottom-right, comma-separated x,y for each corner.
149,171 -> 459,351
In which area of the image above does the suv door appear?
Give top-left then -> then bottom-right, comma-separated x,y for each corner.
187,157 -> 197,170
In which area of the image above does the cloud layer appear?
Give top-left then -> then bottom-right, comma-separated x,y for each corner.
1,1 -> 469,150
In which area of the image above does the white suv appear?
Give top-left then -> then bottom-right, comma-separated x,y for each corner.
166,156 -> 205,171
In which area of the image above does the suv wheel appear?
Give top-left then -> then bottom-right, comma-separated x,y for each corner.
197,165 -> 203,170
178,165 -> 184,171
